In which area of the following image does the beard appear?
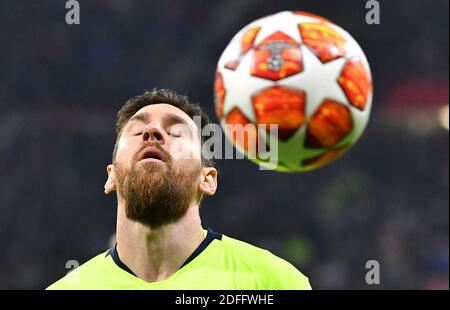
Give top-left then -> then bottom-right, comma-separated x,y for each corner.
114,147 -> 202,229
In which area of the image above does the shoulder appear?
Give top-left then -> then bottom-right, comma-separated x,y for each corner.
46,250 -> 115,290
218,234 -> 312,290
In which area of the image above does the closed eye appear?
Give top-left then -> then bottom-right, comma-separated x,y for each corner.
167,126 -> 184,137
168,131 -> 182,137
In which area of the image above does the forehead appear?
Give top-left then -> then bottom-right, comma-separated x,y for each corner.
130,103 -> 196,129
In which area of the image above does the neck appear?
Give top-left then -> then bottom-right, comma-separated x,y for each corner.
115,201 -> 204,283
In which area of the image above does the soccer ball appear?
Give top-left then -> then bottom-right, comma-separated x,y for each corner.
214,11 -> 373,172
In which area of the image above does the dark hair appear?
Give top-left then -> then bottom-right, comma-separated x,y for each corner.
112,89 -> 214,167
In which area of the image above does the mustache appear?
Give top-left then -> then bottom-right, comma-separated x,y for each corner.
132,142 -> 172,165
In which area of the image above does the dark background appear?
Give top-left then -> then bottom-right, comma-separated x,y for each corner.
0,0 -> 448,289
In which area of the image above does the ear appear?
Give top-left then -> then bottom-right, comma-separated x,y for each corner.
198,167 -> 218,196
104,164 -> 117,194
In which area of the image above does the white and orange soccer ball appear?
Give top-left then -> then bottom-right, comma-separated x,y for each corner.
214,11 -> 373,172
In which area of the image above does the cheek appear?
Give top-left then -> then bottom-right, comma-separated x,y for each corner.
116,137 -> 136,167
168,139 -> 202,162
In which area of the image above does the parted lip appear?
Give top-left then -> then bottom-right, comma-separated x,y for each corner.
138,146 -> 167,163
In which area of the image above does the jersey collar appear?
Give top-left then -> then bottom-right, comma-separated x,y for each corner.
106,228 -> 222,277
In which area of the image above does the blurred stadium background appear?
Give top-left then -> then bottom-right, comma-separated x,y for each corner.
0,0 -> 448,289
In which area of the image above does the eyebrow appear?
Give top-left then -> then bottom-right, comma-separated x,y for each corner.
163,113 -> 191,129
128,112 -> 149,124
128,112 -> 192,131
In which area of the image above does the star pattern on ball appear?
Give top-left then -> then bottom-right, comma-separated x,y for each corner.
279,45 -> 349,119
252,11 -> 303,46
220,51 -> 273,121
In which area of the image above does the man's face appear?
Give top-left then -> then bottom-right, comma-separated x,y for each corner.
112,103 -> 204,228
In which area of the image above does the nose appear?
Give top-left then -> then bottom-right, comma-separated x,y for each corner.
142,122 -> 165,144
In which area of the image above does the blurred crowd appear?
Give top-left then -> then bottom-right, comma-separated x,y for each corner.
0,0 -> 448,289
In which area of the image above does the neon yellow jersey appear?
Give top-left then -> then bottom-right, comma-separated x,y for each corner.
47,229 -> 311,290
